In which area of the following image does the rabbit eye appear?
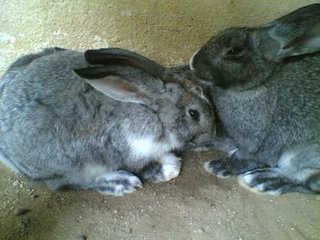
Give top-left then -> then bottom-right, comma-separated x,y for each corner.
188,109 -> 200,122
226,47 -> 243,56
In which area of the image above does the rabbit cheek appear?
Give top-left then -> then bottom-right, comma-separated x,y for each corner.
210,70 -> 232,89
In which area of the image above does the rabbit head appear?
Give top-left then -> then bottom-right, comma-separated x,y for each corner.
75,48 -> 216,149
190,4 -> 320,89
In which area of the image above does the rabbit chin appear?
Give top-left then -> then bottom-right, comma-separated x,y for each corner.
127,133 -> 183,160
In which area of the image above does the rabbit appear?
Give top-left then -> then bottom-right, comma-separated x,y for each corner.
0,47 -> 215,196
190,3 -> 320,195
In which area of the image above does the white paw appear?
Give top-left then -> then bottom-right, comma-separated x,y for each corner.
92,171 -> 142,196
159,153 -> 182,182
238,171 -> 282,196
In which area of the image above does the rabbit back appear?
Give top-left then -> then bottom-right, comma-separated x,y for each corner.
0,49 -> 163,180
0,49 -> 106,179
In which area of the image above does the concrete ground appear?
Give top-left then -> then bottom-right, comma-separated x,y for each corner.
1,150 -> 319,240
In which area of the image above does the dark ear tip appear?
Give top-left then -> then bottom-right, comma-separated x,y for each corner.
84,49 -> 99,64
73,68 -> 88,77
73,68 -> 83,74
84,48 -> 110,64
84,48 -> 131,64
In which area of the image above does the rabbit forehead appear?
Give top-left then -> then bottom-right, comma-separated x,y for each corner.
206,27 -> 251,52
164,79 -> 210,105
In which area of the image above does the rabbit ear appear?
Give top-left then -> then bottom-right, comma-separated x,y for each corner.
253,4 -> 320,62
74,67 -> 153,105
84,48 -> 165,79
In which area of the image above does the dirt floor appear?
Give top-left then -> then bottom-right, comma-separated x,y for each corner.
0,150 -> 319,240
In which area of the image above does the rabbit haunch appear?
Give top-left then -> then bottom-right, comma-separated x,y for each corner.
0,47 -> 215,196
190,4 -> 320,195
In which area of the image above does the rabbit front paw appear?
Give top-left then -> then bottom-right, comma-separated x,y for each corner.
141,154 -> 181,183
204,158 -> 239,178
90,170 -> 142,196
159,154 -> 182,182
238,168 -> 292,196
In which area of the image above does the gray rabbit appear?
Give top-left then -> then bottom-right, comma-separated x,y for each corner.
0,47 -> 215,196
190,4 -> 320,195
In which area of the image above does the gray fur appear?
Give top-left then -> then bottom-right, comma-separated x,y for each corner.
190,4 -> 320,195
0,47 -> 215,196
